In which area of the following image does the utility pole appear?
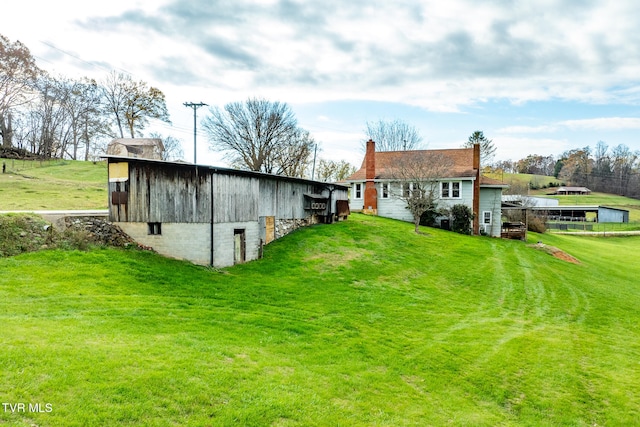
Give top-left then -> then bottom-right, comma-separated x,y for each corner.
311,143 -> 317,180
183,102 -> 208,164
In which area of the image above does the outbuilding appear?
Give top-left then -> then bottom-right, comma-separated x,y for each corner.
106,156 -> 349,267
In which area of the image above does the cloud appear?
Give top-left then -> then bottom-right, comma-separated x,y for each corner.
61,0 -> 640,111
561,117 -> 640,131
499,118 -> 640,135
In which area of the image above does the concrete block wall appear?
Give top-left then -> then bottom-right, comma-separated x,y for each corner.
117,222 -> 211,265
212,221 -> 260,268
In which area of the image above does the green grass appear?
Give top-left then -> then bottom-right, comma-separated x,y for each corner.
1,214 -> 639,426
0,158 -> 107,210
486,172 -> 558,188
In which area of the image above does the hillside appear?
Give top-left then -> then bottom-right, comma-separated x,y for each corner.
0,158 -> 107,210
1,214 -> 639,425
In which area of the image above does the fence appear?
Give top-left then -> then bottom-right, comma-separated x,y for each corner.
546,221 -> 640,233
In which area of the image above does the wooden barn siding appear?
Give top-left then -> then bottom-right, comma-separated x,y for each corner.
211,174 -> 258,223
258,178 -> 311,219
109,159 -> 347,224
126,163 -> 211,223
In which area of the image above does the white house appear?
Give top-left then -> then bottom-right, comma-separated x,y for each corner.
344,140 -> 507,236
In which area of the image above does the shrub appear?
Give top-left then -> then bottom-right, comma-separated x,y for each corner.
528,216 -> 547,233
451,204 -> 474,235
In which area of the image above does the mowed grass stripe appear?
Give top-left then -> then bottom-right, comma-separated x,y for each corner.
1,214 -> 639,426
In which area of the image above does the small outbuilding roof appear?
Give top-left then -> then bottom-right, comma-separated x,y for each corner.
555,186 -> 591,194
106,138 -> 165,160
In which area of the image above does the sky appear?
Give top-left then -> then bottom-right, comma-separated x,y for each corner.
5,0 -> 640,168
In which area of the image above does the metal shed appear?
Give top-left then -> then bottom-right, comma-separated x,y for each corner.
105,156 -> 349,267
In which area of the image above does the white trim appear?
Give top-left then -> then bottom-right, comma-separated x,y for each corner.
482,211 -> 492,225
440,181 -> 462,199
380,182 -> 390,199
354,183 -> 363,199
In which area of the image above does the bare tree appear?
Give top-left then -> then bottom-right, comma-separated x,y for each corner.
463,130 -> 496,167
389,152 -> 453,233
101,71 -> 170,138
203,97 -> 312,176
363,119 -> 423,151
101,71 -> 129,138
31,74 -> 68,158
58,77 -> 108,160
0,34 -> 41,147
149,132 -> 185,161
266,128 -> 314,178
611,144 -> 637,196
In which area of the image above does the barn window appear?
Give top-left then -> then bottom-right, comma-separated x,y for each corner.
148,222 -> 162,235
354,183 -> 362,199
483,211 -> 492,225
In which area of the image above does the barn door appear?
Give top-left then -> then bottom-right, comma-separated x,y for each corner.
234,229 -> 246,264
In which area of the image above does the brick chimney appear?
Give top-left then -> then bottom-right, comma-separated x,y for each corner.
363,139 -> 378,214
472,143 -> 480,235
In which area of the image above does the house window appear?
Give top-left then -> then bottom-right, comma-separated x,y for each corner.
441,181 -> 461,198
403,182 -> 411,198
148,222 -> 162,235
354,183 -> 362,199
452,182 -> 460,198
483,211 -> 492,225
381,183 -> 389,199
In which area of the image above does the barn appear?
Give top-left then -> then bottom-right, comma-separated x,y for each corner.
106,156 -> 349,267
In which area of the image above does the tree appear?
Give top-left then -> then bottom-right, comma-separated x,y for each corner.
203,97 -> 312,176
388,152 -> 453,233
515,154 -> 556,176
101,71 -> 170,138
0,34 -> 41,147
58,77 -> 109,160
265,128 -> 314,178
463,130 -> 496,167
450,204 -> 474,235
315,159 -> 357,182
363,119 -> 423,151
149,132 -> 184,161
31,74 -> 68,158
592,141 -> 613,193
611,144 -> 637,196
558,147 -> 591,187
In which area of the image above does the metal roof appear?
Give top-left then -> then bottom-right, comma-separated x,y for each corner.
102,155 -> 348,190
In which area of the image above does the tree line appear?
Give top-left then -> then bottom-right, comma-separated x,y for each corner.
0,34 -> 355,181
494,140 -> 640,197
0,34 -> 176,161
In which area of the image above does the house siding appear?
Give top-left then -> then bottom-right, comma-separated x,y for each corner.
479,187 -> 503,237
349,182 -> 365,211
357,179 -> 475,223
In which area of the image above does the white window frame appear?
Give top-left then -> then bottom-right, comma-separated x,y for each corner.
402,182 -> 412,198
354,183 -> 362,199
381,182 -> 390,199
441,181 -> 462,199
483,211 -> 492,225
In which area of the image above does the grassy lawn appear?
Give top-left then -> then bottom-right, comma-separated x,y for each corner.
1,214 -> 639,426
0,159 -> 107,210
485,172 -> 558,189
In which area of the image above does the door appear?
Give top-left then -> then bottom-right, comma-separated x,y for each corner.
234,229 -> 246,264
